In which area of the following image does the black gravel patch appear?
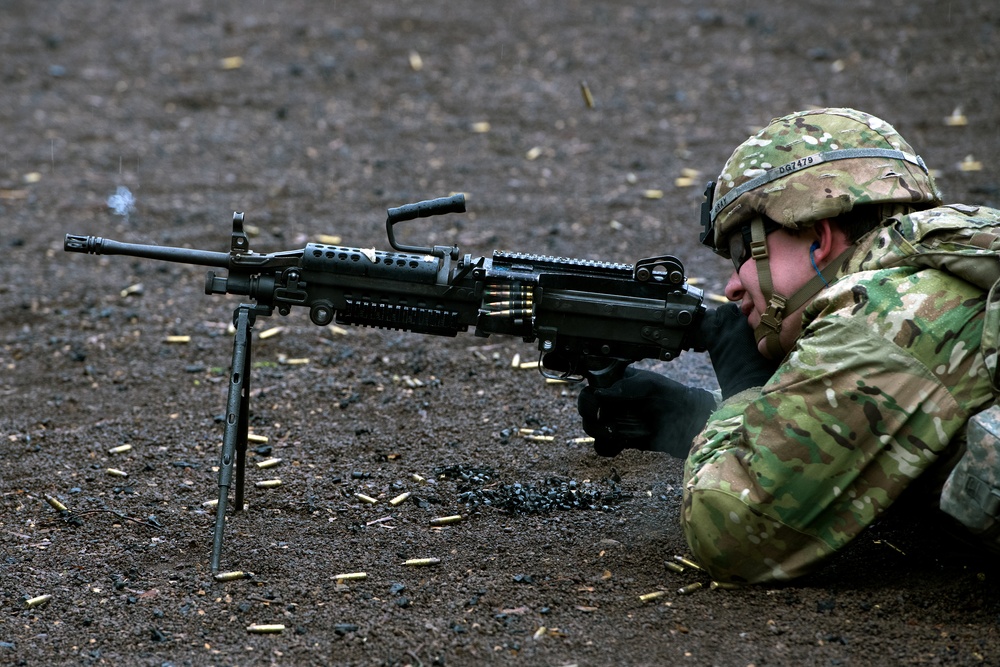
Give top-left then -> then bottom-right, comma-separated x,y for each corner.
433,464 -> 631,514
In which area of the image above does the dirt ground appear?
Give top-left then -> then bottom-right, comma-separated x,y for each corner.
2,1 -> 1000,665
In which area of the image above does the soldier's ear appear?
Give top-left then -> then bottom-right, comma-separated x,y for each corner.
811,219 -> 848,267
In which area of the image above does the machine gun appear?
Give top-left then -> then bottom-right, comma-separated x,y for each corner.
64,194 -> 705,572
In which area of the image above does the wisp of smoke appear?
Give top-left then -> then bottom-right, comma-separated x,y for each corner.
107,186 -> 136,218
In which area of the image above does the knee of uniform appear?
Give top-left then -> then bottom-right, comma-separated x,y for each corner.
682,488 -> 831,584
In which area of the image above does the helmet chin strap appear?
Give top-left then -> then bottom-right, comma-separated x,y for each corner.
747,217 -> 853,359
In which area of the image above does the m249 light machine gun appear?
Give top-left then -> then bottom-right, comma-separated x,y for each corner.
64,194 -> 705,572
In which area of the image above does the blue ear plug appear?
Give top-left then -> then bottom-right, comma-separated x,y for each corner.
810,241 -> 830,286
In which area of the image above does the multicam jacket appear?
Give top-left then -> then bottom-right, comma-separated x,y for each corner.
682,204 -> 1000,583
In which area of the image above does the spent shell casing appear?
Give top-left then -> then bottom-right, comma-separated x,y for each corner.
677,582 -> 703,595
106,468 -> 128,478
255,479 -> 282,489
247,433 -> 269,444
25,594 -> 53,608
120,282 -> 144,297
255,457 -> 282,469
664,561 -> 685,574
389,491 -> 411,506
334,572 -> 367,581
165,335 -> 191,344
108,444 -> 132,454
411,473 -> 426,483
202,499 -> 219,508
710,581 -> 740,590
429,515 -> 463,526
524,435 -> 554,442
45,495 -> 68,512
408,50 -> 423,72
355,493 -> 378,504
403,557 -> 441,566
214,570 -> 249,582
580,80 -> 595,108
674,555 -> 703,571
639,590 -> 667,603
258,326 -> 284,339
569,437 -> 596,444
246,624 -> 285,634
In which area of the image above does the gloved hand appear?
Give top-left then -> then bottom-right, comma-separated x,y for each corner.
577,368 -> 716,458
699,303 -> 779,399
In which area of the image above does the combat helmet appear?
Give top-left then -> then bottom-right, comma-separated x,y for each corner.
699,108 -> 941,358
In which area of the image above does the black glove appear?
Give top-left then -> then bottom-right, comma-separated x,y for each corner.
698,303 -> 779,399
577,368 -> 716,458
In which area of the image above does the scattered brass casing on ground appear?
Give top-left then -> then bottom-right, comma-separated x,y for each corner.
25,594 -> 53,608
389,491 -> 411,506
246,624 -> 285,634
403,557 -> 441,566
429,515 -> 463,526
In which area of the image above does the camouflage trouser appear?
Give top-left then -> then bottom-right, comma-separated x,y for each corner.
940,403 -> 1000,550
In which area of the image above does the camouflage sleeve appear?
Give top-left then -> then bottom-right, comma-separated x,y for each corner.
681,268 -> 992,583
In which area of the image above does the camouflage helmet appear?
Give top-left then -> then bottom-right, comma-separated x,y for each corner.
702,108 -> 942,255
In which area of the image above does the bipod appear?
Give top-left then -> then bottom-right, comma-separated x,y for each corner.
210,303 -> 266,573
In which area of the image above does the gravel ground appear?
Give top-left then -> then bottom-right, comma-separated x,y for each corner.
2,1 -> 999,665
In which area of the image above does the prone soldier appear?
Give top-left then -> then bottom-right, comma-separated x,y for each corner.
579,108 -> 1000,583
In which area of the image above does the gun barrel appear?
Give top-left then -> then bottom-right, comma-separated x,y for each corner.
64,234 -> 231,269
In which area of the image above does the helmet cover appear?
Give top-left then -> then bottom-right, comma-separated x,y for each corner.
710,108 -> 942,255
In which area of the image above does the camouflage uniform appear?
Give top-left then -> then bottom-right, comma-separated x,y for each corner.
685,107 -> 1000,583
683,205 -> 1000,583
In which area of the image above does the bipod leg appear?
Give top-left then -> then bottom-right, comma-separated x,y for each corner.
211,304 -> 256,573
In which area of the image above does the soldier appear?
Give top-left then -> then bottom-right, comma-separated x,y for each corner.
578,108 -> 1000,583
